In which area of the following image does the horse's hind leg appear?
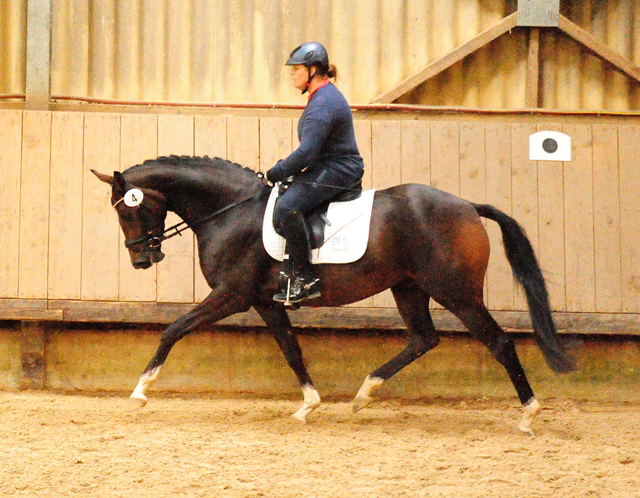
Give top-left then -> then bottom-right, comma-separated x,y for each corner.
254,303 -> 320,424
353,280 -> 440,413
452,302 -> 541,435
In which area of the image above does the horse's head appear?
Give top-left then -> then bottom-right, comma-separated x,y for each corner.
92,169 -> 168,269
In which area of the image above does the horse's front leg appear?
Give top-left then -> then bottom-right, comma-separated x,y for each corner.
130,292 -> 244,408
254,303 -> 320,423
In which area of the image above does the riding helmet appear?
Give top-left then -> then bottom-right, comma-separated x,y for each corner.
285,42 -> 329,70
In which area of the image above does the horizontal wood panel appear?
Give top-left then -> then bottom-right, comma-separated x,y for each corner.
1,109 -> 640,333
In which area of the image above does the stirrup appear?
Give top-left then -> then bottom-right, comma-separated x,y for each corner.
273,275 -> 321,305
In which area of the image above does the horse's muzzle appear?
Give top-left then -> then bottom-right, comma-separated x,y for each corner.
132,249 -> 165,269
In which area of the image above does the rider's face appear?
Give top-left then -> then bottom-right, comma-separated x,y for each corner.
291,64 -> 312,92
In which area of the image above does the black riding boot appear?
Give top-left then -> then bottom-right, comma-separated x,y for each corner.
273,211 -> 320,304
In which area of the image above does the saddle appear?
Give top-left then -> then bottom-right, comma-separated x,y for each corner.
274,181 -> 363,249
263,184 -> 375,264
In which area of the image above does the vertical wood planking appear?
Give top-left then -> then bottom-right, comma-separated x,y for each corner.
592,124 -> 622,312
349,119 -> 373,308
371,121 -> 402,189
619,125 -> 640,312
459,122 -> 485,204
227,116 -> 260,171
401,121 -> 431,185
459,122 -> 487,305
195,116 -> 228,159
510,123 -> 539,310
19,112 -> 51,299
354,120 -> 372,190
484,123 -> 513,310
0,111 -> 23,298
371,120 -> 402,308
157,115 -> 195,303
536,124 -> 566,311
119,114 -> 158,302
563,124 -> 595,312
48,112 -> 84,300
194,116 -> 228,302
82,113 -> 121,301
259,117 -> 293,172
430,122 -> 460,196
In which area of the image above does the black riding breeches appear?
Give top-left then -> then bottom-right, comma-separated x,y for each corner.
273,166 -> 362,275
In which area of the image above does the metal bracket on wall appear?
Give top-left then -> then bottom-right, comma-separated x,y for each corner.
517,0 -> 559,27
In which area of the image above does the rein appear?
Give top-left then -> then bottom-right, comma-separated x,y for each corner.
121,190 -> 264,250
121,179 -> 394,252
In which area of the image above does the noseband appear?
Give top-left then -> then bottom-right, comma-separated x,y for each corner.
112,197 -> 166,253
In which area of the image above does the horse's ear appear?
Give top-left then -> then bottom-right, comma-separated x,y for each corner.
91,169 -> 113,185
112,171 -> 127,196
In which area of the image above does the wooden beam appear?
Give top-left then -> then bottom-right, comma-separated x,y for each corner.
25,0 -> 52,109
0,299 -> 63,320
558,15 -> 640,84
525,28 -> 540,108
371,12 -> 519,104
5,298 -> 640,335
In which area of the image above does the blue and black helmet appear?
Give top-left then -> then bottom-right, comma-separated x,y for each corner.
285,42 -> 329,71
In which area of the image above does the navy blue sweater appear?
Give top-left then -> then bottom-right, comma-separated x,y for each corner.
267,83 -> 364,183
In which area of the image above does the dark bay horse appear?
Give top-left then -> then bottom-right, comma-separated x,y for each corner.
93,155 -> 574,434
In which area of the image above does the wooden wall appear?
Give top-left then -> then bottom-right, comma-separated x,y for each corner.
4,1 -> 639,111
2,109 -> 640,332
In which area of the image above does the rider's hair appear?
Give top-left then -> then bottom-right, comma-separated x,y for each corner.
316,63 -> 338,81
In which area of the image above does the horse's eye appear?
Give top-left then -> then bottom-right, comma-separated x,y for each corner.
120,212 -> 134,222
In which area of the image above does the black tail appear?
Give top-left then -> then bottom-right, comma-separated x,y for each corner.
474,203 -> 575,373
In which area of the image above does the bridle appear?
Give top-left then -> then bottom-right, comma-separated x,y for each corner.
114,178 -> 377,253
114,189 -> 265,252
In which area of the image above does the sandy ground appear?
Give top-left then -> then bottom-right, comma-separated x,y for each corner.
0,392 -> 639,498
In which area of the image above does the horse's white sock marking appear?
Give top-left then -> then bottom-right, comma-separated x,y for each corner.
129,366 -> 162,408
291,384 -> 321,424
517,397 -> 541,435
353,375 -> 385,413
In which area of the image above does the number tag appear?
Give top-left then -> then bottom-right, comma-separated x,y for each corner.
124,189 -> 144,207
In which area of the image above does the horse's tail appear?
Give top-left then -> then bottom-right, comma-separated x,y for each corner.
473,203 -> 575,373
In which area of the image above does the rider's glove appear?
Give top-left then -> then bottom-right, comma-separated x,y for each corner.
257,171 -> 274,187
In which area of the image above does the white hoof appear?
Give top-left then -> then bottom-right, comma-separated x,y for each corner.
353,376 -> 384,413
129,366 -> 161,411
128,393 -> 148,410
291,385 -> 321,424
352,395 -> 373,414
291,408 -> 311,424
517,398 -> 541,435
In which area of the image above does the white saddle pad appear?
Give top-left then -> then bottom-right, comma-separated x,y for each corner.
262,185 -> 376,264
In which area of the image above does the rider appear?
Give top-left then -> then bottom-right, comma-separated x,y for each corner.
265,42 -> 365,304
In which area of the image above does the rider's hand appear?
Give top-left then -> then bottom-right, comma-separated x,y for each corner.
257,172 -> 274,187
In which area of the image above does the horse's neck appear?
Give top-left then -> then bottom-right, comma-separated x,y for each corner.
141,163 -> 257,222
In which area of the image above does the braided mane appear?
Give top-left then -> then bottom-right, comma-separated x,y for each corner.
126,154 -> 256,177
